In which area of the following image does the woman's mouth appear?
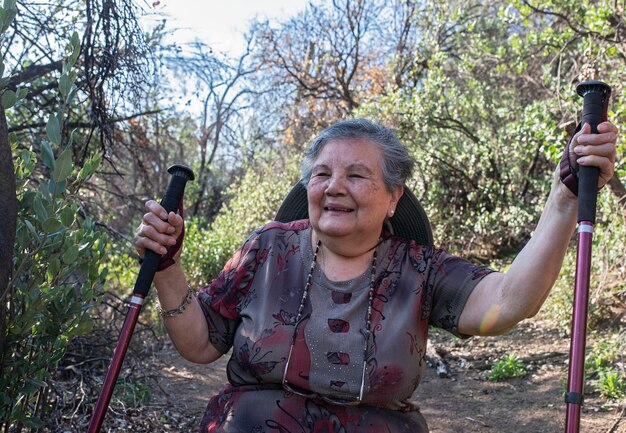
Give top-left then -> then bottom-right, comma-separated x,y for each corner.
324,206 -> 353,212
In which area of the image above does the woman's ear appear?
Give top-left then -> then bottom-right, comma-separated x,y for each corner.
389,185 -> 404,215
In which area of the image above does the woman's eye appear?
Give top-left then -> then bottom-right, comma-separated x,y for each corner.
313,172 -> 330,177
349,174 -> 365,178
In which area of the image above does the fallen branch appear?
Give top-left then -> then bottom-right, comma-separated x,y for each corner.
605,403 -> 626,433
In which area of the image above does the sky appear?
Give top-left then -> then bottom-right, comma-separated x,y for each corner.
142,0 -> 309,54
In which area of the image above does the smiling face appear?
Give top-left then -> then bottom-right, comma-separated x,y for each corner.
307,138 -> 403,249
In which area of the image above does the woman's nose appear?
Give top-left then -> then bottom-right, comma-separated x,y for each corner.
324,175 -> 345,195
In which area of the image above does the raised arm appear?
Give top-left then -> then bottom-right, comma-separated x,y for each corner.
134,200 -> 222,363
458,121 -> 618,336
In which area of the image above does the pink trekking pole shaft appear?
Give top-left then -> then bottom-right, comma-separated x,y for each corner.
87,164 -> 195,433
564,81 -> 611,433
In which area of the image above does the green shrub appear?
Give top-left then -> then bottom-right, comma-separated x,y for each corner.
182,154 -> 300,287
490,354 -> 526,381
542,191 -> 626,329
596,371 -> 626,400
585,333 -> 626,400
0,30 -> 108,429
115,376 -> 152,407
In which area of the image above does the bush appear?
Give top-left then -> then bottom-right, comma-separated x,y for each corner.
0,31 -> 109,429
585,333 -> 626,400
182,154 -> 300,287
490,354 -> 526,381
541,191 -> 626,330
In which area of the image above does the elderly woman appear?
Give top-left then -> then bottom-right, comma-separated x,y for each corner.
134,118 -> 618,432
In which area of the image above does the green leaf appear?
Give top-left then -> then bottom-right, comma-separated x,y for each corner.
0,76 -> 9,89
61,245 -> 79,264
52,148 -> 73,182
60,206 -> 75,226
77,161 -> 92,181
0,7 -> 16,33
48,178 -> 67,195
0,60 -> 4,79
47,257 -> 60,279
67,128 -> 76,148
66,86 -> 78,105
24,219 -> 38,239
59,74 -> 72,98
69,32 -> 81,66
20,149 -> 31,166
17,86 -> 27,100
21,378 -> 46,394
39,178 -> 51,201
46,115 -> 62,146
70,317 -> 93,337
41,141 -> 55,170
33,197 -> 48,222
42,217 -> 62,233
1,89 -> 16,108
71,31 -> 80,49
92,152 -> 102,169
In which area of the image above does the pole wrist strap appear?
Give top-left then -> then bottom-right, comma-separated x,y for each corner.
559,122 -> 582,197
156,198 -> 185,272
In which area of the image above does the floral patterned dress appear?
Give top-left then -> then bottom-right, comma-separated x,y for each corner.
196,220 -> 493,432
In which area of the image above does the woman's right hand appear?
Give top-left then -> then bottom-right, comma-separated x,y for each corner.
133,200 -> 184,262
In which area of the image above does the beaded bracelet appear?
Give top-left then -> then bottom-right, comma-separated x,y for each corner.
157,283 -> 195,318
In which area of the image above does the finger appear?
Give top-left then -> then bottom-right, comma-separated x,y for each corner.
597,121 -> 619,135
143,211 -> 177,235
572,123 -> 591,146
576,130 -> 618,147
132,232 -> 146,258
135,234 -> 169,256
167,212 -> 184,233
144,199 -> 168,220
573,142 -> 617,162
576,154 -> 615,183
569,123 -> 591,168
138,222 -> 179,248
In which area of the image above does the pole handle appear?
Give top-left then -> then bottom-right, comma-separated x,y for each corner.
575,81 -> 611,223
133,164 -> 195,297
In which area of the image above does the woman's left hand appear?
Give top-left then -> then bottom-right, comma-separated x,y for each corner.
568,121 -> 619,191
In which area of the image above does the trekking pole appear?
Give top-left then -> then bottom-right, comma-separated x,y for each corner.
564,81 -> 611,433
87,164 -> 195,433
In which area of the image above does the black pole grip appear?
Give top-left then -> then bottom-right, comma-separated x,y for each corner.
133,164 -> 195,297
575,81 -> 611,223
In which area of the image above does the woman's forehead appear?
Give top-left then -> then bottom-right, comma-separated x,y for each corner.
312,139 -> 383,175
317,137 -> 382,158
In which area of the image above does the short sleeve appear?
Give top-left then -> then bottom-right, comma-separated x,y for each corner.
426,248 -> 495,337
197,231 -> 263,354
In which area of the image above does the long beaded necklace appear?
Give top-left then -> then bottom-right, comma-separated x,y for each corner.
289,239 -> 378,402
293,239 -> 378,328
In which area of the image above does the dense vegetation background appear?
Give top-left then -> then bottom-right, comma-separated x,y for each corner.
0,0 -> 624,430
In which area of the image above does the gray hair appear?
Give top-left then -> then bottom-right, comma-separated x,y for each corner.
301,118 -> 415,192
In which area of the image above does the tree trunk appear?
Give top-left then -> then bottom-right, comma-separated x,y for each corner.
0,107 -> 17,373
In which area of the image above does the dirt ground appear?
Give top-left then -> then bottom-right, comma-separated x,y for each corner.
134,317 -> 625,433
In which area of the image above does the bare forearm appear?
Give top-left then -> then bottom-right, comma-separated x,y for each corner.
153,264 -> 222,363
498,176 -> 578,322
460,175 -> 578,335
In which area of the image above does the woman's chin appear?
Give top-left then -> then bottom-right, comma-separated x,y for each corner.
314,221 -> 355,239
